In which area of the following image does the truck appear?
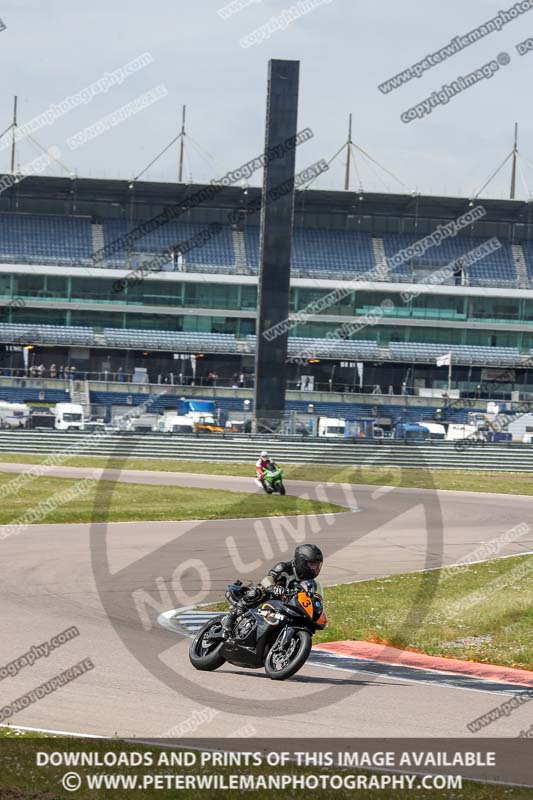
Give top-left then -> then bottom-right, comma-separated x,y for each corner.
418,420 -> 446,440
125,413 -> 159,433
157,414 -> 195,435
54,403 -> 85,431
317,417 -> 345,437
394,422 -> 430,441
29,407 -> 55,429
445,423 -> 479,442
176,399 -> 224,434
0,401 -> 31,428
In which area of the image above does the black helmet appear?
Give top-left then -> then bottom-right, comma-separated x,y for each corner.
294,544 -> 323,580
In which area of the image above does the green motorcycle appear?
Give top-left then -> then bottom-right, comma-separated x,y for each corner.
263,463 -> 286,495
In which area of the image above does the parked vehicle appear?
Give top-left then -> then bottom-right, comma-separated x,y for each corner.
54,403 -> 84,431
125,413 -> 159,433
29,408 -> 55,429
176,399 -> 224,433
317,417 -> 345,437
189,578 -> 327,680
445,423 -> 479,442
83,421 -> 107,433
418,421 -> 446,440
194,415 -> 224,434
0,401 -> 30,428
157,414 -> 195,435
225,419 -> 246,434
394,422 -> 430,441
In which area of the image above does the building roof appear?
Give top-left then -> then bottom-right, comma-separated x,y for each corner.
3,175 -> 533,226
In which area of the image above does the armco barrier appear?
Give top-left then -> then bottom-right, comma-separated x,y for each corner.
0,430 -> 533,471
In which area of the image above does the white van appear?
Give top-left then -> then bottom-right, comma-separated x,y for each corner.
157,414 -> 194,434
0,401 -> 31,428
445,423 -> 479,441
419,420 -> 446,440
54,403 -> 85,431
318,417 -> 345,437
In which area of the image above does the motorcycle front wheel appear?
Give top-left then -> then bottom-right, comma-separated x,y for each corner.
189,617 -> 226,671
264,629 -> 312,680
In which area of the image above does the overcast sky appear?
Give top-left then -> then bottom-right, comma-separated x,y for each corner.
1,0 -> 532,200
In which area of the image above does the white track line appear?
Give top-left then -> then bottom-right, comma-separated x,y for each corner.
0,723 -> 105,738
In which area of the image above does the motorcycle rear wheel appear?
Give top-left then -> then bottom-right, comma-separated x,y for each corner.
189,617 -> 226,671
264,629 -> 312,680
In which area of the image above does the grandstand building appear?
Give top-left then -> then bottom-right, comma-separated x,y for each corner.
2,175 -> 533,415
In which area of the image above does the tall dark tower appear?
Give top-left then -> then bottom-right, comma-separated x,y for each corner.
253,59 -> 300,431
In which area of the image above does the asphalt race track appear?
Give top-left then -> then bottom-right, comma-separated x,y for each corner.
1,463 -> 532,740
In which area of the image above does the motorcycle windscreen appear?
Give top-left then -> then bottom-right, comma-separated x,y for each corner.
299,578 -> 324,598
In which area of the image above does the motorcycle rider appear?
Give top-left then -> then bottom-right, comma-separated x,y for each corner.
255,449 -> 276,490
220,543 -> 324,639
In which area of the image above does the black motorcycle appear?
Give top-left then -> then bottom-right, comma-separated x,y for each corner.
189,579 -> 328,680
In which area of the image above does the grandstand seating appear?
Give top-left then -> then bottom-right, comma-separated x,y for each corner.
0,386 -> 69,403
102,328 -> 237,352
243,225 -> 376,276
523,240 -> 533,281
389,342 -> 522,366
381,233 -> 517,286
101,219 -> 234,268
244,335 -> 379,360
1,323 -> 527,367
0,213 -> 93,265
0,323 -> 94,346
0,212 -> 523,289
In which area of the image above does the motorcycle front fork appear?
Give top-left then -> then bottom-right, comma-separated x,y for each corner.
273,626 -> 295,650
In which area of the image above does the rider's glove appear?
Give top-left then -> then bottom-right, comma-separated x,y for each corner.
269,585 -> 286,599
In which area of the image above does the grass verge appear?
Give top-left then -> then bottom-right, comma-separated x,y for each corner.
1,452 -> 533,495
0,473 -> 345,525
315,556 -> 533,669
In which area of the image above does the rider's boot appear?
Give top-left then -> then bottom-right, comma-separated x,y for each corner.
220,608 -> 237,640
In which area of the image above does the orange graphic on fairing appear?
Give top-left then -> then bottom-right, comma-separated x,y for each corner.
316,609 -> 328,627
297,592 -> 313,617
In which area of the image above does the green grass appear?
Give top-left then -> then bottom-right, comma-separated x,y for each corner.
1,452 -> 533,495
206,557 -> 533,669
315,556 -> 533,669
0,734 -> 529,799
0,473 -> 345,525
0,726 -> 46,738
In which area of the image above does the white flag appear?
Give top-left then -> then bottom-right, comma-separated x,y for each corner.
436,352 -> 452,367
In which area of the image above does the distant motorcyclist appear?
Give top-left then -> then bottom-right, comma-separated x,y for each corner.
255,449 -> 277,489
220,544 -> 324,639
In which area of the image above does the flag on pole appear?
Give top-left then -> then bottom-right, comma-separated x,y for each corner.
436,352 -> 452,367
